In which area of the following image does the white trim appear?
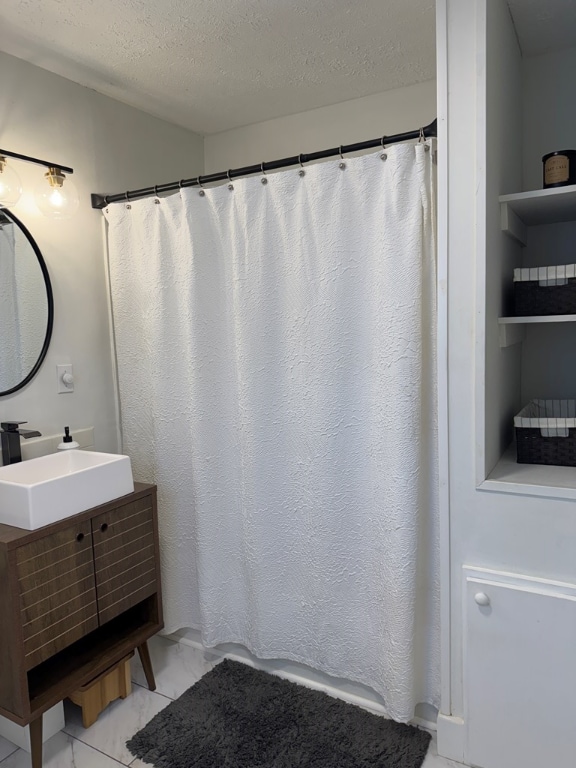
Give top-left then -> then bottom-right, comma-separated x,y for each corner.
435,0 -> 452,720
463,564 -> 576,598
461,566 -> 473,765
474,0 -> 487,488
436,713 -> 466,764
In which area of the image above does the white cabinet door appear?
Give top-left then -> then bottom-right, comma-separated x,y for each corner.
465,569 -> 576,768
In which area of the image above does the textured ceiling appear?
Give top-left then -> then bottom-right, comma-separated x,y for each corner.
0,0 -> 435,135
507,0 -> 576,56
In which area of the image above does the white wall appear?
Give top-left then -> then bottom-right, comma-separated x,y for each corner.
0,59 -> 434,459
204,81 -> 436,173
480,0 -> 523,478
520,46 -> 576,404
522,47 -> 576,192
0,51 -> 203,453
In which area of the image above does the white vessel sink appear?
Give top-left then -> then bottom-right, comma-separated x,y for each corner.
0,450 -> 134,530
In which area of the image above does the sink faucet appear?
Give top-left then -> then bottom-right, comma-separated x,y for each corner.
0,422 -> 42,466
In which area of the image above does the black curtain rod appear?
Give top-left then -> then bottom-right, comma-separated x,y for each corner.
91,118 -> 437,210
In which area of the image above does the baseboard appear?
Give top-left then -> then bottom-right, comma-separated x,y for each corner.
0,703 -> 64,752
167,629 -> 437,731
437,713 -> 466,763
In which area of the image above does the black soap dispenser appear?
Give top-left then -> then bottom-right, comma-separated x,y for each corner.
57,426 -> 79,451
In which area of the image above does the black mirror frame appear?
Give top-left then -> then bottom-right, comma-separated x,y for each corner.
0,209 -> 54,396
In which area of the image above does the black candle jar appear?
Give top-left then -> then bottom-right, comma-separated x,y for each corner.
542,150 -> 576,188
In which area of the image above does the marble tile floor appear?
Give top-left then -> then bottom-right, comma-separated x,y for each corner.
0,636 -> 464,767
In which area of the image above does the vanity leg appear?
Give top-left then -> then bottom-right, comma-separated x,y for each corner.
30,715 -> 43,768
137,641 -> 156,691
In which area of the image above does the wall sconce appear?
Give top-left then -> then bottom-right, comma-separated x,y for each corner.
0,149 -> 78,219
35,167 -> 79,219
0,156 -> 23,208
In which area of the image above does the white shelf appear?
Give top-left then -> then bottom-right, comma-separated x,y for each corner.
500,186 -> 576,245
479,444 -> 576,501
499,314 -> 576,324
498,314 -> 576,347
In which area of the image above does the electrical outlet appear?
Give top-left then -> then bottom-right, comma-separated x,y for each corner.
57,364 -> 74,394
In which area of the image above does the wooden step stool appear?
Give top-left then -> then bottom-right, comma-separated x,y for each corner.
68,653 -> 134,728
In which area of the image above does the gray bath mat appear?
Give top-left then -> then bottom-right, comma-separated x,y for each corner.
127,658 -> 431,767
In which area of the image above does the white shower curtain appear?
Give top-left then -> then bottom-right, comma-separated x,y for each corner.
105,142 -> 439,722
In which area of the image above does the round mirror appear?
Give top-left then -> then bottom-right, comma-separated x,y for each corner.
0,210 -> 53,395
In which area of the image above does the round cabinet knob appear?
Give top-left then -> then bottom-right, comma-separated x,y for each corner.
100,523 -> 108,533
474,592 -> 490,607
76,532 -> 85,543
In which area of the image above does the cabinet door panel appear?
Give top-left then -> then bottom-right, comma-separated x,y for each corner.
21,572 -> 96,625
16,523 -> 98,669
92,497 -> 157,626
18,553 -> 95,597
95,536 -> 155,573
466,575 -> 576,768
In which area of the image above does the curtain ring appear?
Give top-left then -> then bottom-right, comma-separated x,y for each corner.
179,179 -> 185,189
339,146 -> 346,170
227,170 -> 234,190
419,127 -> 425,143
124,191 -> 131,209
298,154 -> 306,177
261,162 -> 268,184
380,136 -> 388,161
197,176 -> 205,196
154,185 -> 160,204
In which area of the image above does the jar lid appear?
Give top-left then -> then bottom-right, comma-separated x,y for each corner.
542,150 -> 576,162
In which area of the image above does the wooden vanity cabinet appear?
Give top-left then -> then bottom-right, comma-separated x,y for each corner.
0,482 -> 162,766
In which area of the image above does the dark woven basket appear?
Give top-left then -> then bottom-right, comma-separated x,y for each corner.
514,278 -> 576,316
516,427 -> 576,466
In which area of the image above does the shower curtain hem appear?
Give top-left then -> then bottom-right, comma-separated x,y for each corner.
196,630 -> 439,724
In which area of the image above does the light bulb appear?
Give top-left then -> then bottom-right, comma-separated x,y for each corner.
0,156 -> 23,208
34,167 -> 79,219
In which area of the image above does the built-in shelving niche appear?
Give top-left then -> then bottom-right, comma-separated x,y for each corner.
481,184 -> 576,498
